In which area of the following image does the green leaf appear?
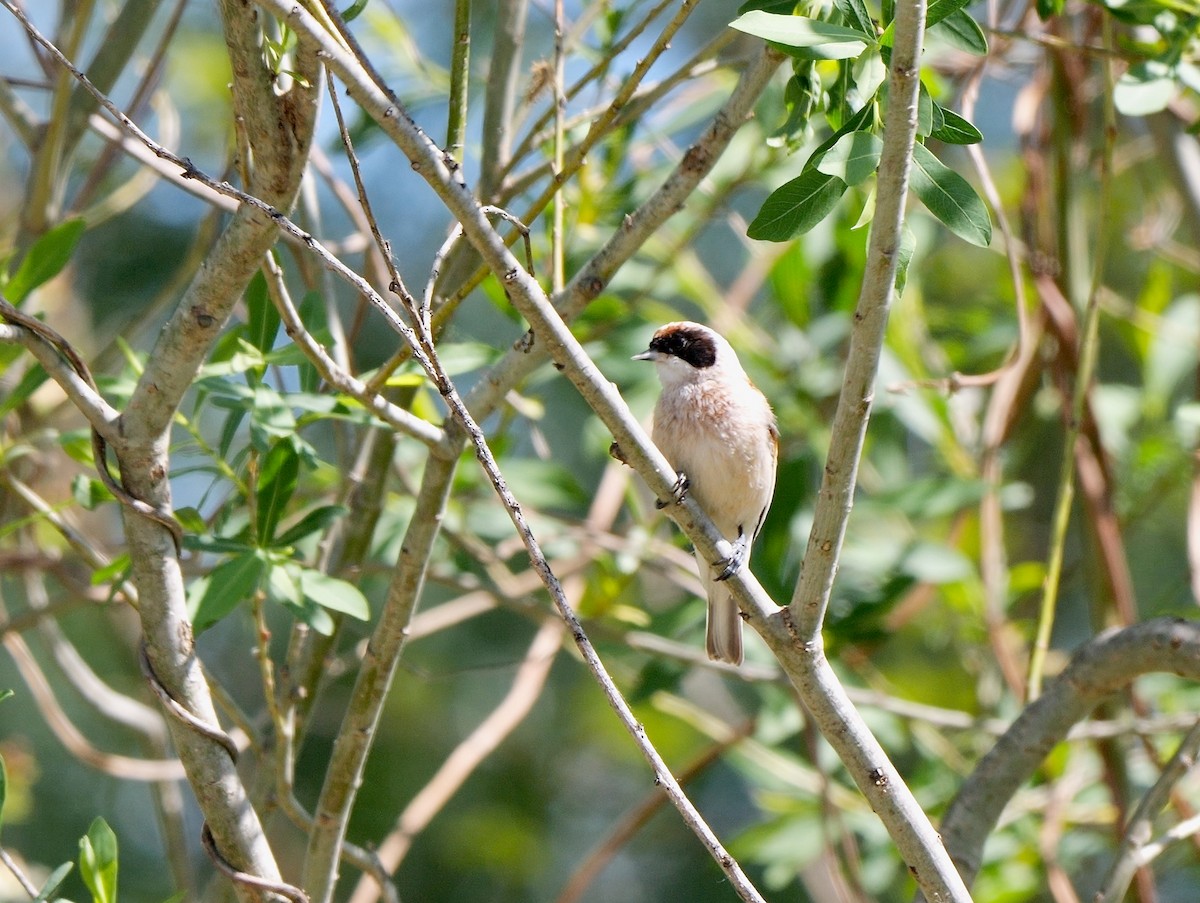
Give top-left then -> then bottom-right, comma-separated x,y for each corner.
274,504 -> 348,547
748,170 -> 848,241
1115,61 -> 1176,116
834,0 -> 875,35
930,9 -> 988,54
926,0 -> 974,28
737,0 -> 799,12
0,364 -> 48,419
298,569 -> 370,620
250,385 -> 298,447
5,219 -> 86,304
244,270 -> 280,357
79,817 -> 118,903
0,746 -> 6,835
894,224 -> 917,295
265,562 -> 304,608
72,474 -> 114,510
930,106 -> 984,144
255,439 -> 301,546
34,862 -> 74,902
909,143 -> 993,247
342,0 -> 370,21
816,130 -> 883,184
730,11 -> 871,59
188,552 -> 267,632
917,80 -> 938,137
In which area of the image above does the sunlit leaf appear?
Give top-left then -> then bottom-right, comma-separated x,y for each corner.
909,143 -> 992,247
834,0 -> 875,35
1115,61 -> 1176,115
816,130 -> 883,184
748,170 -> 848,241
5,219 -> 86,304
730,11 -> 871,59
79,817 -> 118,903
298,569 -> 370,620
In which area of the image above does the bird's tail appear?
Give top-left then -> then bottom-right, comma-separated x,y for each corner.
697,551 -> 743,665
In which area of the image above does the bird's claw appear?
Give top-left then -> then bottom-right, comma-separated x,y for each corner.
655,472 -> 689,509
713,528 -> 748,582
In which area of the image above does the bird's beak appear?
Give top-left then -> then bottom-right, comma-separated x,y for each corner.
632,349 -> 657,362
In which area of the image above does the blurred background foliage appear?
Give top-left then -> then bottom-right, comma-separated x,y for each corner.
1,0 -> 1200,901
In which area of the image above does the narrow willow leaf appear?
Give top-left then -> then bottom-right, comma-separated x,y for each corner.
244,270 -> 280,356
909,143 -> 992,247
737,0 -> 799,12
342,0 -> 369,20
748,170 -> 848,241
730,11 -> 871,59
274,504 -> 348,547
834,0 -> 875,36
5,219 -> 86,304
255,438 -> 301,546
816,130 -> 883,185
931,106 -> 984,144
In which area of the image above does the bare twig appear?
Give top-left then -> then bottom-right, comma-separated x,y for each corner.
1094,719 -> 1200,903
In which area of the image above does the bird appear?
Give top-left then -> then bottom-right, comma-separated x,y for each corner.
633,321 -> 778,665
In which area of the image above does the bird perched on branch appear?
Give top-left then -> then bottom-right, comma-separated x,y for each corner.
634,321 -> 778,665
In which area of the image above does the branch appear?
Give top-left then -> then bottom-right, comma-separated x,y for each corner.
347,619 -> 564,903
253,2 -> 973,899
1094,719 -> 1200,903
0,297 -> 122,443
0,2 -> 320,897
933,617 -> 1200,895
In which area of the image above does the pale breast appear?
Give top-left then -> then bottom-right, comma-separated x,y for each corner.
651,377 -> 776,537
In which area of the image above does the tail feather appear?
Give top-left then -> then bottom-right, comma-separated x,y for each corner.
697,551 -> 743,665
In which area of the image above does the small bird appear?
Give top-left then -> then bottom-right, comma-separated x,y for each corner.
634,321 -> 778,665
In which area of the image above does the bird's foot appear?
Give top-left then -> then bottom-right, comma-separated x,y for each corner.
655,472 -> 689,509
714,528 -> 748,582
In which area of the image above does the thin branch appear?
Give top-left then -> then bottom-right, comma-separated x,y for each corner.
0,629 -> 189,781
446,0 -> 470,161
0,847 -> 39,898
1095,719 -> 1200,903
0,297 -> 122,443
480,0 -> 528,199
347,619 -> 564,903
260,251 -> 445,447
